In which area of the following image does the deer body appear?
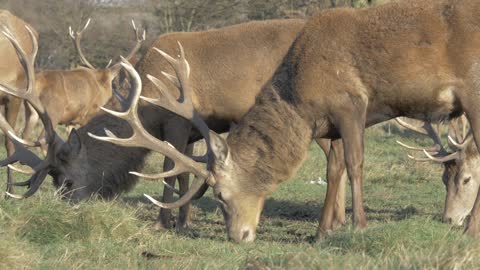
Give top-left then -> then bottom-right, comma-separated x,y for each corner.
33,67 -> 117,127
131,0 -> 480,242
0,19 -> 308,227
21,19 -> 145,143
134,19 -> 307,229
138,19 -> 306,122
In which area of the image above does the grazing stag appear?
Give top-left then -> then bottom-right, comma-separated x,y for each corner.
396,116 -> 479,227
0,10 -> 38,194
1,20 -> 318,230
22,19 -> 145,144
97,0 -> 480,242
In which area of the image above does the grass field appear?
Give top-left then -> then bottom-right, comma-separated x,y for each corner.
1,125 -> 479,269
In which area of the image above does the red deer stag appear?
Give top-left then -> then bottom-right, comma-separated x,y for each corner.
94,0 -> 480,242
2,20 -> 334,232
21,19 -> 145,145
395,116 -> 479,227
0,10 -> 38,194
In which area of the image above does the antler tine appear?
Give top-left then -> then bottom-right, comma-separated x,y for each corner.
69,18 -> 96,69
394,117 -> 465,163
7,164 -> 35,175
107,20 -> 146,70
395,118 -> 447,153
447,115 -> 473,151
123,20 -> 146,61
148,44 -> 210,145
396,140 -> 440,153
395,118 -> 429,135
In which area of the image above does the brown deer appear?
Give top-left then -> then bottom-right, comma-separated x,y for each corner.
0,10 -> 38,194
1,19 -> 328,231
21,19 -> 145,145
395,116 -> 479,227
88,0 -> 480,242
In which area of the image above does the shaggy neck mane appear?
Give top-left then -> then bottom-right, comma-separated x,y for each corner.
227,85 -> 313,193
76,108 -> 160,198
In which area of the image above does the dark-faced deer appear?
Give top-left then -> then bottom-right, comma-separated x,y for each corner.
1,19 -> 323,232
95,0 -> 480,242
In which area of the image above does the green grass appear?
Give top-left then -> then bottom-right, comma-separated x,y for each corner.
1,125 -> 479,269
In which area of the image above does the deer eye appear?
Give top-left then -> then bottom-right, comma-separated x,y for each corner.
464,176 -> 472,185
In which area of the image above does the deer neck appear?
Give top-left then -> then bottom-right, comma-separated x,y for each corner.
226,85 -> 313,193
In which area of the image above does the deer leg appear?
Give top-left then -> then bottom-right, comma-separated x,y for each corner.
176,143 -> 194,230
4,97 -> 22,195
337,103 -> 367,230
21,102 -> 39,142
154,120 -> 191,231
316,138 -> 346,240
315,138 -> 347,229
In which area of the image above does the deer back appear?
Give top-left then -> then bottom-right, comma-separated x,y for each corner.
136,19 -> 306,124
35,67 -> 114,126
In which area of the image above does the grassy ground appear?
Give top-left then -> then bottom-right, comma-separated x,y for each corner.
1,125 -> 479,269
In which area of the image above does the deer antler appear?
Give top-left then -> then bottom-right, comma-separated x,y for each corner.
0,25 -> 63,199
123,20 -> 146,64
70,19 -> 146,70
395,116 -> 470,163
69,18 -> 95,69
89,45 -> 216,209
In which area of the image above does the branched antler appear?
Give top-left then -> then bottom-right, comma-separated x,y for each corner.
0,25 -> 63,198
395,116 -> 471,163
89,45 -> 217,208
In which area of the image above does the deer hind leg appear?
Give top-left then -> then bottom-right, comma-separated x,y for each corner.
4,97 -> 22,195
176,143 -> 194,230
154,120 -> 191,231
316,138 -> 347,240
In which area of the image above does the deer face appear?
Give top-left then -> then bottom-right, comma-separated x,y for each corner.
209,140 -> 266,242
50,130 -> 92,202
442,154 -> 480,226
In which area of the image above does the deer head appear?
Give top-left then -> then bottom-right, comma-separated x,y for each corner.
88,45 -> 299,242
396,116 -> 478,227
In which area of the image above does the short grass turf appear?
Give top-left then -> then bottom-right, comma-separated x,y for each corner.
1,126 -> 479,270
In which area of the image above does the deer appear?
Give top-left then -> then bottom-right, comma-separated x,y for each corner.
0,10 -> 39,195
394,116 -> 479,228
82,0 -> 480,242
20,18 -> 145,148
0,19 -> 342,232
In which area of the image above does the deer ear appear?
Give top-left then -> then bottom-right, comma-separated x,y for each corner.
67,129 -> 82,156
210,132 -> 229,163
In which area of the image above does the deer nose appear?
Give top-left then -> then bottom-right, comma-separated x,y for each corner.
229,228 -> 255,243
